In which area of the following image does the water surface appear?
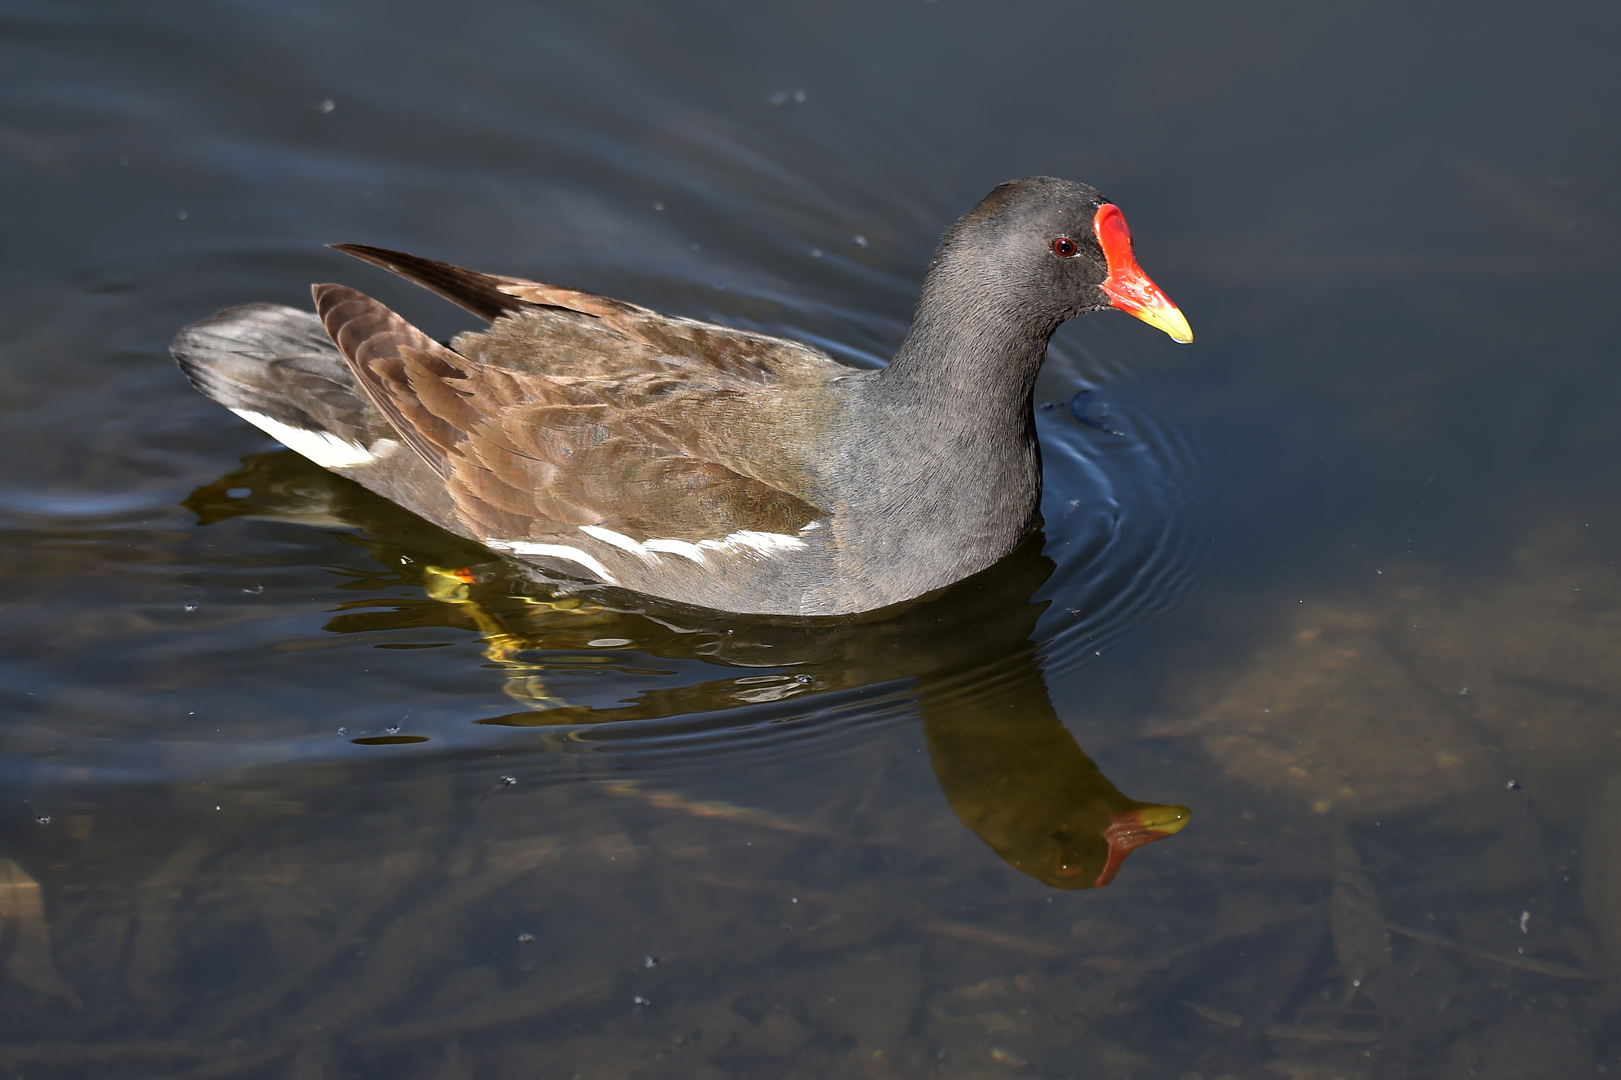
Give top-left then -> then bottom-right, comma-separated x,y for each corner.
2,1 -> 1620,1077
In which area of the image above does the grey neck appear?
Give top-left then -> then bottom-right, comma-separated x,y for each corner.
878,281 -> 1058,438
829,280 -> 1054,559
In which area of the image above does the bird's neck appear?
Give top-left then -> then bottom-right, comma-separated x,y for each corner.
879,282 -> 1056,430
851,289 -> 1050,548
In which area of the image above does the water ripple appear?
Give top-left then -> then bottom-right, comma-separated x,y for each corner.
1032,344 -> 1218,686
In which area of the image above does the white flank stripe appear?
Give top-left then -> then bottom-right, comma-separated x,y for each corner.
580,525 -> 660,562
504,519 -> 821,581
485,540 -> 616,583
231,409 -> 376,469
642,537 -> 708,564
573,526 -> 812,566
701,529 -> 810,558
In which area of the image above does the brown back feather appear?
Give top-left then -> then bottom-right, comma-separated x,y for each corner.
311,283 -> 827,546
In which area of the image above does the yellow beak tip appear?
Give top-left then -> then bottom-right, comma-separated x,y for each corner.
1161,308 -> 1194,345
1122,301 -> 1194,345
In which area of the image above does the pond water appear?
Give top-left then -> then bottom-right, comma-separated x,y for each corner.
2,1 -> 1620,1077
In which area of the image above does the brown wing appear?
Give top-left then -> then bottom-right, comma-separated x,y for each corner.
331,243 -> 840,385
311,285 -> 825,546
331,243 -> 647,324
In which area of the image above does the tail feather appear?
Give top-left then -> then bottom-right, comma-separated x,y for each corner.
171,303 -> 395,464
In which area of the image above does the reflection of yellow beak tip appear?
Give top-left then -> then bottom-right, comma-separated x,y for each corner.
1133,804 -> 1192,836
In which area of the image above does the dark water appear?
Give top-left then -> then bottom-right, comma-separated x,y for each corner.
3,1 -> 1621,1076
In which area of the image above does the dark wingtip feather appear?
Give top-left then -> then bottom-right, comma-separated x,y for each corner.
330,243 -> 523,323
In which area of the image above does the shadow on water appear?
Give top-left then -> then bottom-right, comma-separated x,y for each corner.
186,450 -> 1191,892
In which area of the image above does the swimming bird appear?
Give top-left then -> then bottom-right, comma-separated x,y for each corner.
172,176 -> 1190,616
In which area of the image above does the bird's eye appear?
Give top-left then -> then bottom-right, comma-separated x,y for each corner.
1052,236 -> 1078,258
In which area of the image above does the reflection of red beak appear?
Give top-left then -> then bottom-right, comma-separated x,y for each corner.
1094,204 -> 1193,344
1095,805 -> 1191,887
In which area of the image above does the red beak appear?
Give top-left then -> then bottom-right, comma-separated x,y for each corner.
1093,204 -> 1193,343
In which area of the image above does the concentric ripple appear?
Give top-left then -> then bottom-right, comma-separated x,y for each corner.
0,88 -> 1219,797
1031,328 -> 1220,688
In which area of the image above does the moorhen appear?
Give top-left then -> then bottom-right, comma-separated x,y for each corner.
172,176 -> 1191,615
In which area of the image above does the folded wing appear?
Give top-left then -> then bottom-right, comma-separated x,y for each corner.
311,279 -> 828,550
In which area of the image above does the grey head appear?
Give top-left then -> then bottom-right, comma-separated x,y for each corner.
883,176 -> 1190,397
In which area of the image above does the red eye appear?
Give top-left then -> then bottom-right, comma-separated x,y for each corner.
1052,236 -> 1078,258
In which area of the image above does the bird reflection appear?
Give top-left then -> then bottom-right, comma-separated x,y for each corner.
923,679 -> 1189,890
186,451 -> 1189,889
